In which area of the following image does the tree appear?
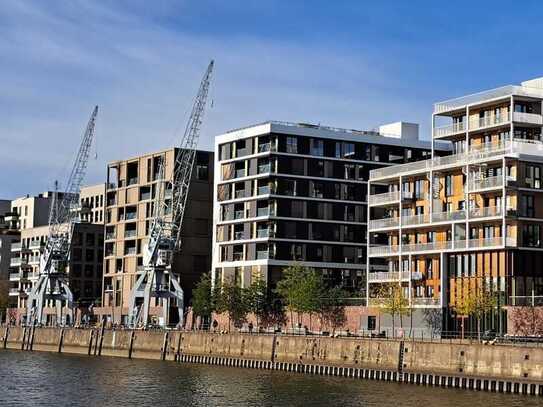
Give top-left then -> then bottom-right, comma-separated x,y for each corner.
191,273 -> 214,329
276,264 -> 324,331
376,283 -> 410,338
318,287 -> 347,335
454,286 -> 497,341
215,280 -> 250,331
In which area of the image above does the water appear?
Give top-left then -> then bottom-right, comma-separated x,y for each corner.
0,350 -> 540,407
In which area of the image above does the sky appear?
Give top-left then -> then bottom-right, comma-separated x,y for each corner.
2,0 -> 543,198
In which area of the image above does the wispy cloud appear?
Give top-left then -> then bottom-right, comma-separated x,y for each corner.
0,0 -> 434,198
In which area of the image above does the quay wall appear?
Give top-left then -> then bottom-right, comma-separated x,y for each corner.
2,326 -> 543,396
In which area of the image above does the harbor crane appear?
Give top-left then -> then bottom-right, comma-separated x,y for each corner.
26,106 -> 98,326
127,61 -> 214,328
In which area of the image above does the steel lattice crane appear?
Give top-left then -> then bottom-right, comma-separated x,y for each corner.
128,61 -> 214,328
26,106 -> 98,326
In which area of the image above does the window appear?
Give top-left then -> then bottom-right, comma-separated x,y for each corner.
521,195 -> 535,217
414,179 -> 425,199
523,224 -> 541,247
286,136 -> 298,153
445,175 -> 453,196
526,165 -> 541,189
343,142 -> 355,158
196,164 -> 208,180
310,139 -> 324,156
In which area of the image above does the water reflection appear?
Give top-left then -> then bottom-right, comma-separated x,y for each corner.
0,351 -> 540,407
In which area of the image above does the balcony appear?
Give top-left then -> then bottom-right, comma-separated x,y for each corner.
467,175 -> 503,192
431,209 -> 466,223
105,232 -> 116,240
469,206 -> 502,219
127,177 -> 139,186
9,273 -> 20,281
258,186 -> 271,195
512,111 -> 543,125
258,143 -> 271,153
257,207 -> 270,217
28,255 -> 40,265
256,250 -> 269,259
8,288 -> 20,296
469,113 -> 510,131
434,121 -> 466,139
402,240 -> 452,253
233,252 -> 244,261
258,164 -> 271,174
256,229 -> 271,238
124,230 -> 137,238
368,217 -> 399,230
368,271 -> 408,282
412,297 -> 440,306
11,242 -> 22,251
29,240 -> 43,249
234,210 -> 244,220
402,213 -> 430,227
235,169 -> 246,178
235,190 -> 247,199
368,245 -> 399,257
125,247 -> 137,255
234,231 -> 246,240
368,191 -> 400,206
10,257 -> 25,267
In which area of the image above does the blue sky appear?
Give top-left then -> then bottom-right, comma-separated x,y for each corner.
2,0 -> 543,198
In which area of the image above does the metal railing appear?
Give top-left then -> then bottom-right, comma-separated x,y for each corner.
433,121 -> 466,138
412,297 -> 440,306
257,208 -> 270,217
368,217 -> 399,230
402,240 -> 451,253
469,205 -> 502,218
402,213 -> 430,226
9,273 -> 19,281
468,175 -> 503,191
469,113 -> 510,130
256,250 -> 269,260
258,186 -> 271,195
512,111 -> 543,125
368,245 -> 399,256
368,190 -> 400,206
11,242 -> 22,251
431,209 -> 466,223
256,229 -> 270,238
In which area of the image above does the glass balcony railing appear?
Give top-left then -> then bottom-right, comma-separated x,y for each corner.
402,213 -> 430,227
235,190 -> 246,199
368,191 -> 400,206
256,250 -> 269,259
124,230 -> 137,238
512,111 -> 543,125
258,164 -> 271,174
234,210 -> 244,220
431,209 -> 466,223
368,217 -> 399,230
258,143 -> 271,153
469,206 -> 502,218
234,231 -> 245,240
257,207 -> 270,217
467,175 -> 503,192
11,242 -> 22,251
125,212 -> 137,220
256,229 -> 270,238
433,121 -> 466,138
9,273 -> 20,281
233,252 -> 244,261
258,186 -> 271,195
469,113 -> 510,131
368,245 -> 399,256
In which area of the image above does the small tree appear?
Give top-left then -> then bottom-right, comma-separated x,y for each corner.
217,281 -> 250,331
192,273 -> 214,329
377,283 -> 410,338
276,263 -> 310,328
454,286 -> 497,340
318,287 -> 347,335
246,278 -> 267,331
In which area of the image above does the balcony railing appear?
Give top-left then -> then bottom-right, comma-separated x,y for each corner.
233,252 -> 244,261
258,186 -> 271,195
125,230 -> 137,238
105,232 -> 116,240
235,169 -> 246,178
258,143 -> 271,153
368,190 -> 400,206
412,297 -> 440,306
469,113 -> 510,131
11,242 -> 22,251
125,247 -> 137,255
234,210 -> 244,220
467,175 -> 503,192
10,258 -> 24,267
402,213 -> 430,227
256,250 -> 269,259
469,206 -> 502,218
368,217 -> 399,230
433,121 -> 466,138
512,111 -> 543,125
235,190 -> 246,199
431,209 -> 466,223
258,164 -> 271,174
367,271 -> 408,282
257,207 -> 270,217
256,229 -> 271,238
9,288 -> 20,296
29,241 -> 42,249
368,245 -> 399,256
234,231 -> 246,240
127,177 -> 139,186
402,240 -> 451,253
125,212 -> 137,220
29,255 -> 40,265
9,273 -> 19,281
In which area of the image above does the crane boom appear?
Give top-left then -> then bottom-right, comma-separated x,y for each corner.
128,61 -> 214,328
26,106 -> 98,326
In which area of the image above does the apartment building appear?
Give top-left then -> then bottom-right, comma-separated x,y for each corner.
367,77 -> 543,335
98,148 -> 213,324
6,187 -> 105,324
80,183 -> 106,224
0,201 -> 19,311
212,121 -> 444,298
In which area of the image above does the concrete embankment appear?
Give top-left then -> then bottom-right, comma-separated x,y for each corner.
2,325 -> 542,396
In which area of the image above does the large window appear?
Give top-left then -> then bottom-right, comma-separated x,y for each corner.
310,139 -> 324,156
286,136 -> 298,153
520,194 -> 535,217
523,224 -> 541,247
526,164 -> 541,189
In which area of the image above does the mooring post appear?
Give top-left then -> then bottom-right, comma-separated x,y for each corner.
3,325 -> 9,349
161,331 -> 169,361
58,328 -> 65,353
98,325 -> 105,356
87,329 -> 94,356
128,329 -> 135,359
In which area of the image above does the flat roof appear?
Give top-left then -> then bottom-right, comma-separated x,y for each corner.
217,121 -> 449,151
